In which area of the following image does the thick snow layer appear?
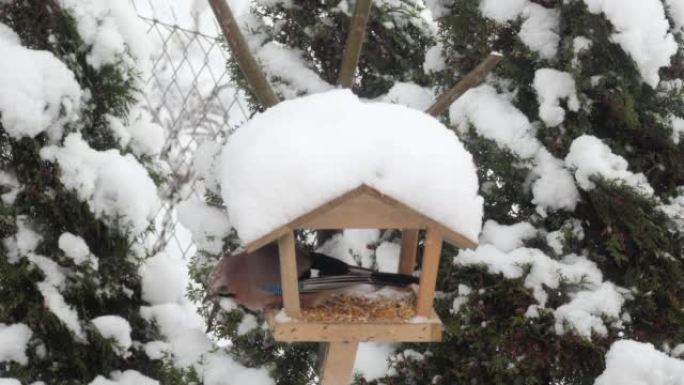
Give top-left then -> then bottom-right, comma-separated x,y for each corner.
220,90 -> 483,245
451,85 -> 580,212
41,133 -> 161,235
533,69 -> 580,127
451,85 -> 540,158
194,141 -> 224,194
554,282 -> 624,337
177,199 -> 232,254
479,220 -> 536,253
139,253 -> 189,305
519,4 -> 560,60
666,0 -> 684,30
0,27 -> 81,141
380,82 -> 435,110
236,314 -> 259,336
0,323 -> 32,365
58,232 -> 98,269
88,370 -> 159,385
354,343 -> 396,381
200,353 -> 273,385
61,0 -> 151,70
0,379 -> 20,385
594,340 -> 684,385
107,111 -> 165,156
583,0 -> 676,87
91,315 -> 132,353
565,135 -> 654,195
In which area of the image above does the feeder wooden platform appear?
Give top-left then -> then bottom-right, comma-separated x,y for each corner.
266,308 -> 442,342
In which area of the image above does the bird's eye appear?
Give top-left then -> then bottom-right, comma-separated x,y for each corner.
217,285 -> 234,298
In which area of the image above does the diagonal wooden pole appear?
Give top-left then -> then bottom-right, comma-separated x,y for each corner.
337,0 -> 373,88
425,52 -> 503,116
208,0 -> 279,108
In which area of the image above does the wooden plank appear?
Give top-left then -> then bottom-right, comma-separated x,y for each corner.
208,0 -> 279,108
337,0 -> 373,88
425,53 -> 503,117
266,309 -> 442,342
297,191 -> 424,229
398,229 -> 419,275
244,184 -> 478,252
416,228 -> 443,317
278,232 -> 301,318
320,341 -> 359,385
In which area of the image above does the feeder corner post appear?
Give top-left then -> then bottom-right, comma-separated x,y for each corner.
277,231 -> 301,318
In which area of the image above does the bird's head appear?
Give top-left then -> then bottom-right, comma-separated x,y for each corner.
206,255 -> 237,299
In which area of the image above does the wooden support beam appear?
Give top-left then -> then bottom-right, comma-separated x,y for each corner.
278,231 -> 301,318
398,229 -> 419,275
320,341 -> 359,385
208,0 -> 279,108
425,52 -> 503,117
416,227 -> 443,317
337,0 -> 373,88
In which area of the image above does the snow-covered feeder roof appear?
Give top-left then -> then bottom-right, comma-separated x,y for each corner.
220,90 -> 483,250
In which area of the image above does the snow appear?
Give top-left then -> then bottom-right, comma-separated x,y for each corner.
546,230 -> 564,255
376,241 -> 401,273
450,85 -> 540,158
553,282 -> 624,337
0,27 -> 81,141
583,0 -> 677,88
671,115 -> 684,144
139,253 -> 189,305
424,0 -> 450,18
531,149 -> 581,213
353,343 -> 396,381
91,315 -> 132,353
479,0 -> 528,22
236,314 -> 259,336
0,171 -> 20,205
519,4 -> 560,60
3,216 -> 42,263
380,82 -> 435,110
317,229 -> 380,268
220,90 -> 483,245
107,111 -> 165,156
533,69 -> 580,127
59,232 -> 98,269
0,323 -> 32,365
88,370 -> 159,385
200,353 -> 273,385
451,284 -> 472,314
573,36 -> 593,55
0,380 -> 20,385
594,340 -> 684,385
451,85 -> 580,212
256,43 -> 333,98
666,0 -> 684,30
194,141 -> 224,193
479,220 -> 536,252
565,135 -> 654,195
177,198 -> 232,254
60,0 -> 151,71
40,133 -> 161,235
424,43 -> 447,73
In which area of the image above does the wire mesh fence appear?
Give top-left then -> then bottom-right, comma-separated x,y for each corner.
133,1 -> 249,258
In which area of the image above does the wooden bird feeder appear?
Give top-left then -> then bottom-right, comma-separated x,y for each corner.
207,0 -> 501,383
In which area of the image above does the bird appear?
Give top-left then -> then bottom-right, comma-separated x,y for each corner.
206,242 -> 418,312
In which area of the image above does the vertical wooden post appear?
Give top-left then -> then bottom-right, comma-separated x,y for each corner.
415,227 -> 443,317
320,341 -> 359,385
337,0 -> 373,88
398,229 -> 419,275
208,0 -> 279,108
278,231 -> 301,318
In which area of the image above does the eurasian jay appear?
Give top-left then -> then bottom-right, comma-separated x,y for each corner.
207,243 -> 418,312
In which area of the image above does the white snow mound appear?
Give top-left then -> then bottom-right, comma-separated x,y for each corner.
220,90 -> 483,245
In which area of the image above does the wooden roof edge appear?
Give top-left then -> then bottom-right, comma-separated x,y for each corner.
243,184 -> 479,252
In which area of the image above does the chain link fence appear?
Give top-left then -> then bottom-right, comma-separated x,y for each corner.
133,0 -> 249,258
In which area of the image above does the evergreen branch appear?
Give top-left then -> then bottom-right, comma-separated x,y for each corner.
208,0 -> 279,108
